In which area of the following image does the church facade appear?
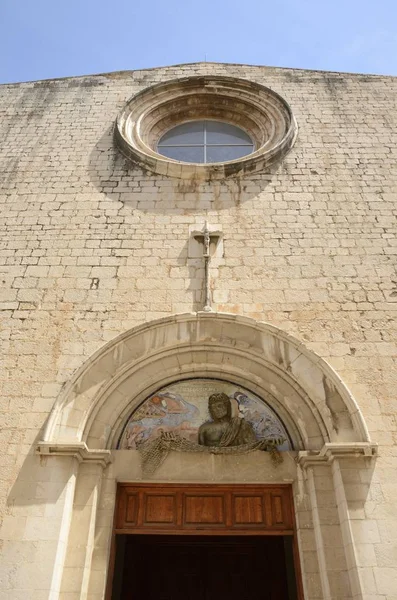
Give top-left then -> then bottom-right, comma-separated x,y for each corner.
0,61 -> 396,599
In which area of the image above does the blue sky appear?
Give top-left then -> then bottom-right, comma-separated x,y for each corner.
1,0 -> 397,83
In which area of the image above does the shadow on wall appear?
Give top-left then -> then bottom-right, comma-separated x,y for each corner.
6,432 -> 74,511
176,238 -> 206,313
340,456 -> 378,521
87,126 -> 287,215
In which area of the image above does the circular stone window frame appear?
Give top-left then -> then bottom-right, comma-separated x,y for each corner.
115,75 -> 298,180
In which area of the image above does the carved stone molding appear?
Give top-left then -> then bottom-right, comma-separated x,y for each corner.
42,313 -> 373,455
37,441 -> 112,468
115,75 -> 298,180
298,442 -> 378,468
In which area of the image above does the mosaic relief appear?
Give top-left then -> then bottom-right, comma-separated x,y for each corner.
118,379 -> 291,450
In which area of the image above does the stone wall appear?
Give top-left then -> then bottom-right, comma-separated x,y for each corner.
1,62 -> 397,598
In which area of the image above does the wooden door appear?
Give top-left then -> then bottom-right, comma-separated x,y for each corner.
107,484 -> 304,600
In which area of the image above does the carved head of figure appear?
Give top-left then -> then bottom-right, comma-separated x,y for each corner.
208,392 -> 231,421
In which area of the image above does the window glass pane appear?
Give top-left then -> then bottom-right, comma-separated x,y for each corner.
158,122 -> 204,146
157,121 -> 254,163
158,146 -> 205,163
206,145 -> 253,163
206,121 -> 252,145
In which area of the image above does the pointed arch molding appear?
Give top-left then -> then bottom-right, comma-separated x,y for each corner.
37,313 -> 375,465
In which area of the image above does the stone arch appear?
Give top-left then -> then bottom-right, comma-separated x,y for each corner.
37,312 -> 377,600
42,312 -> 370,452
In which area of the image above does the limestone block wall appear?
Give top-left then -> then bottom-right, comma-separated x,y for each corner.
1,62 -> 397,598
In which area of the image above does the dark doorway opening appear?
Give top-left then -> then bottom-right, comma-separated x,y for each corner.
112,534 -> 298,600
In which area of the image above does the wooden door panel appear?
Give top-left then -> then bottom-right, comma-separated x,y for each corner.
270,489 -> 292,529
124,493 -> 138,524
184,494 -> 225,525
272,493 -> 286,524
143,493 -> 177,525
232,494 -> 265,525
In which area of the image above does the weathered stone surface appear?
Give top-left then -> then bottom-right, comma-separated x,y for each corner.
0,61 -> 397,599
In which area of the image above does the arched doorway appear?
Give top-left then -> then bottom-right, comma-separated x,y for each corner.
37,312 -> 376,599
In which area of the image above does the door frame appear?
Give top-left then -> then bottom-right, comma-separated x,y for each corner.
106,483 -> 305,599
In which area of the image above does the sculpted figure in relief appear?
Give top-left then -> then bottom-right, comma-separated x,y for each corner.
198,392 -> 257,447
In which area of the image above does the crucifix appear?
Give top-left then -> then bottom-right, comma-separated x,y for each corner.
192,221 -> 222,312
